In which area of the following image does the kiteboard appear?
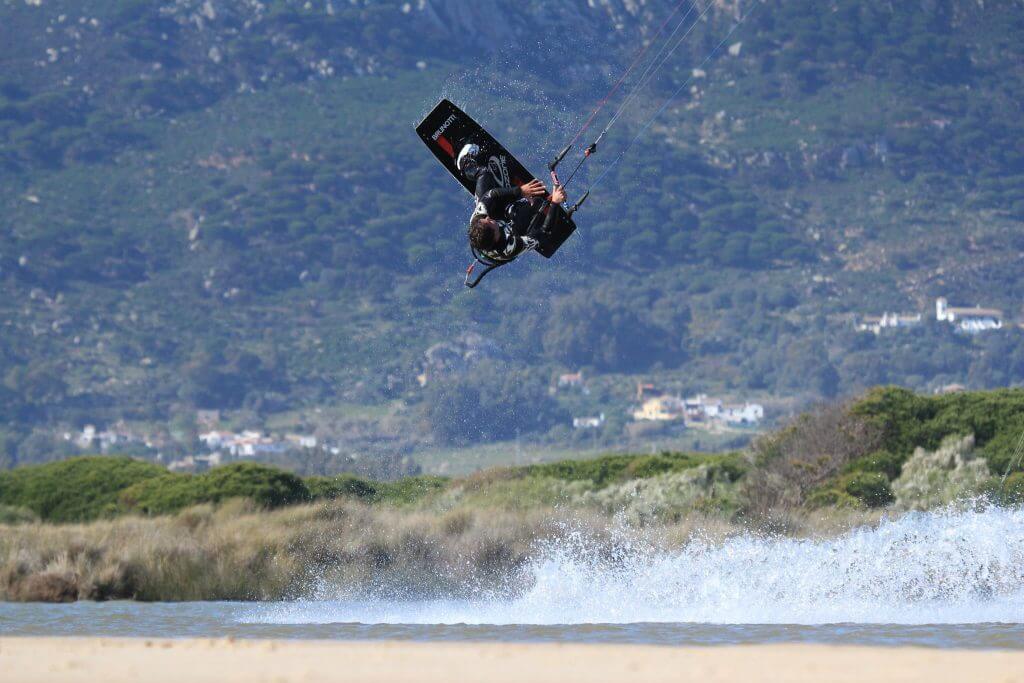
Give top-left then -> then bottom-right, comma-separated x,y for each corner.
415,99 -> 577,259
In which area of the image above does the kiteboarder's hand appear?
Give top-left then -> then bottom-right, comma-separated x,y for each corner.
521,179 -> 546,198
550,184 -> 567,205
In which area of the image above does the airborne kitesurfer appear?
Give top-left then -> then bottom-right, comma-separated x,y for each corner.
458,144 -> 568,263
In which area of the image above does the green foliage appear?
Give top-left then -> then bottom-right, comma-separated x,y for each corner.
840,471 -> 895,508
373,475 -> 449,505
852,387 -> 1024,472
305,473 -> 447,505
306,473 -> 378,501
841,450 -> 906,480
524,451 -> 745,489
119,463 -> 310,515
0,456 -> 167,522
422,365 -> 567,445
998,472 -> 1024,505
541,289 -> 684,372
805,488 -> 863,510
0,504 -> 39,525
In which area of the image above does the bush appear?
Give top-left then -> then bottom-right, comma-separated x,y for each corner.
525,452 -> 745,489
841,471 -> 895,508
997,472 -> 1024,506
853,387 -> 1024,471
743,403 -> 883,516
805,488 -> 863,509
306,474 -> 378,501
120,463 -> 310,515
306,473 -> 448,506
841,450 -> 905,480
374,475 -> 449,505
201,463 -> 309,507
0,504 -> 39,524
0,456 -> 167,522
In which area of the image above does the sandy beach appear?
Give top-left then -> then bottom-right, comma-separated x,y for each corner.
1,637 -> 1022,683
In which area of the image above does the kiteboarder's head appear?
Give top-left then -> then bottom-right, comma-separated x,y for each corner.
469,213 -> 502,252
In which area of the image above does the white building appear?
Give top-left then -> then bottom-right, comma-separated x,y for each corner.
284,433 -> 318,449
199,430 -> 234,449
936,297 -> 1003,333
75,425 -> 97,449
684,394 -> 722,421
720,403 -> 765,425
857,312 -> 922,335
573,414 -> 605,430
558,371 -> 584,389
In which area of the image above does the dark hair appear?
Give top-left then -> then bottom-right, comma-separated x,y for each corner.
469,214 -> 500,251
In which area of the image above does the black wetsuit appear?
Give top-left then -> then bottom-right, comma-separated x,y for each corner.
472,169 -> 557,261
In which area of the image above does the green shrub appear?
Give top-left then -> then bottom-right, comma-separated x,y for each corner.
0,504 -> 39,524
306,474 -> 378,501
980,424 -> 1024,475
119,474 -> 203,515
997,472 -> 1024,505
805,488 -> 863,509
120,463 -> 310,515
305,474 -> 448,506
524,452 -> 744,488
0,456 -> 167,522
842,450 -> 905,480
374,475 -> 449,505
842,471 -> 895,507
853,387 -> 1024,473
201,463 -> 309,507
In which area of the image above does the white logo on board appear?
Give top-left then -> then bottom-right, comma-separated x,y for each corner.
432,114 -> 457,140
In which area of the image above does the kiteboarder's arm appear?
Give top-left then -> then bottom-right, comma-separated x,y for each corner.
528,184 -> 567,239
481,179 -> 545,217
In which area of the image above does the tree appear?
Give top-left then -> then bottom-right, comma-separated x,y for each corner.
422,364 -> 567,446
541,289 -> 674,372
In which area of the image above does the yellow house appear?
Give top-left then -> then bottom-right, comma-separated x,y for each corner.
633,396 -> 685,421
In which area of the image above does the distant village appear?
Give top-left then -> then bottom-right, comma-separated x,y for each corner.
59,294 -> 1012,474
561,376 -> 765,434
63,411 -> 327,474
856,296 -> 1009,335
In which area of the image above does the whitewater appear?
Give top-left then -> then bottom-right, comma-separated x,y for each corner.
251,506 -> 1024,626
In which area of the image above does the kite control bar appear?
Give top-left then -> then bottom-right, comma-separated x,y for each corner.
549,143 -> 572,187
550,143 -> 572,170
568,189 -> 590,217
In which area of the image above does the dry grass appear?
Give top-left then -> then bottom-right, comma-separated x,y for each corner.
0,493 -> 886,603
0,498 -> 603,602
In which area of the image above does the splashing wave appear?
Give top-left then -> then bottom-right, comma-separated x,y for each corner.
247,506 -> 1024,625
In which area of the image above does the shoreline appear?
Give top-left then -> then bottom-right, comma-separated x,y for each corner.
3,638 -> 1024,683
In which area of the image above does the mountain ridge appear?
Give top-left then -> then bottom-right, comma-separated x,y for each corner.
2,0 -> 1024,466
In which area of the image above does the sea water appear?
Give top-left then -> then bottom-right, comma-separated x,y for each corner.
3,506 -> 1023,648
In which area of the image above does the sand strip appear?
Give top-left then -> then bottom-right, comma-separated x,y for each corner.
2,637 -> 1024,683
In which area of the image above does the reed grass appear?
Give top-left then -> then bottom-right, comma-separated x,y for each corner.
0,492 -> 887,602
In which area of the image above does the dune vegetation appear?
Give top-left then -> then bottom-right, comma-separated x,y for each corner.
1,388 -> 1023,602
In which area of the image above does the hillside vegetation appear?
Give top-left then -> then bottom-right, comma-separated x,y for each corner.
2,389 -> 1022,526
3,0 -> 1024,465
3,388 -> 1023,601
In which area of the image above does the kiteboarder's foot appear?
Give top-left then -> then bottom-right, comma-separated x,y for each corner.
457,143 -> 481,179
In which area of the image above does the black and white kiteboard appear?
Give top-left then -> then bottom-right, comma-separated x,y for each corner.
415,99 -> 577,260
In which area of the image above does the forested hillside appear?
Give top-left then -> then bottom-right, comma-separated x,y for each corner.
2,0 -> 1024,466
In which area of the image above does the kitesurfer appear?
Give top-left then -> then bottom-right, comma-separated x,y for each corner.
458,144 -> 568,262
